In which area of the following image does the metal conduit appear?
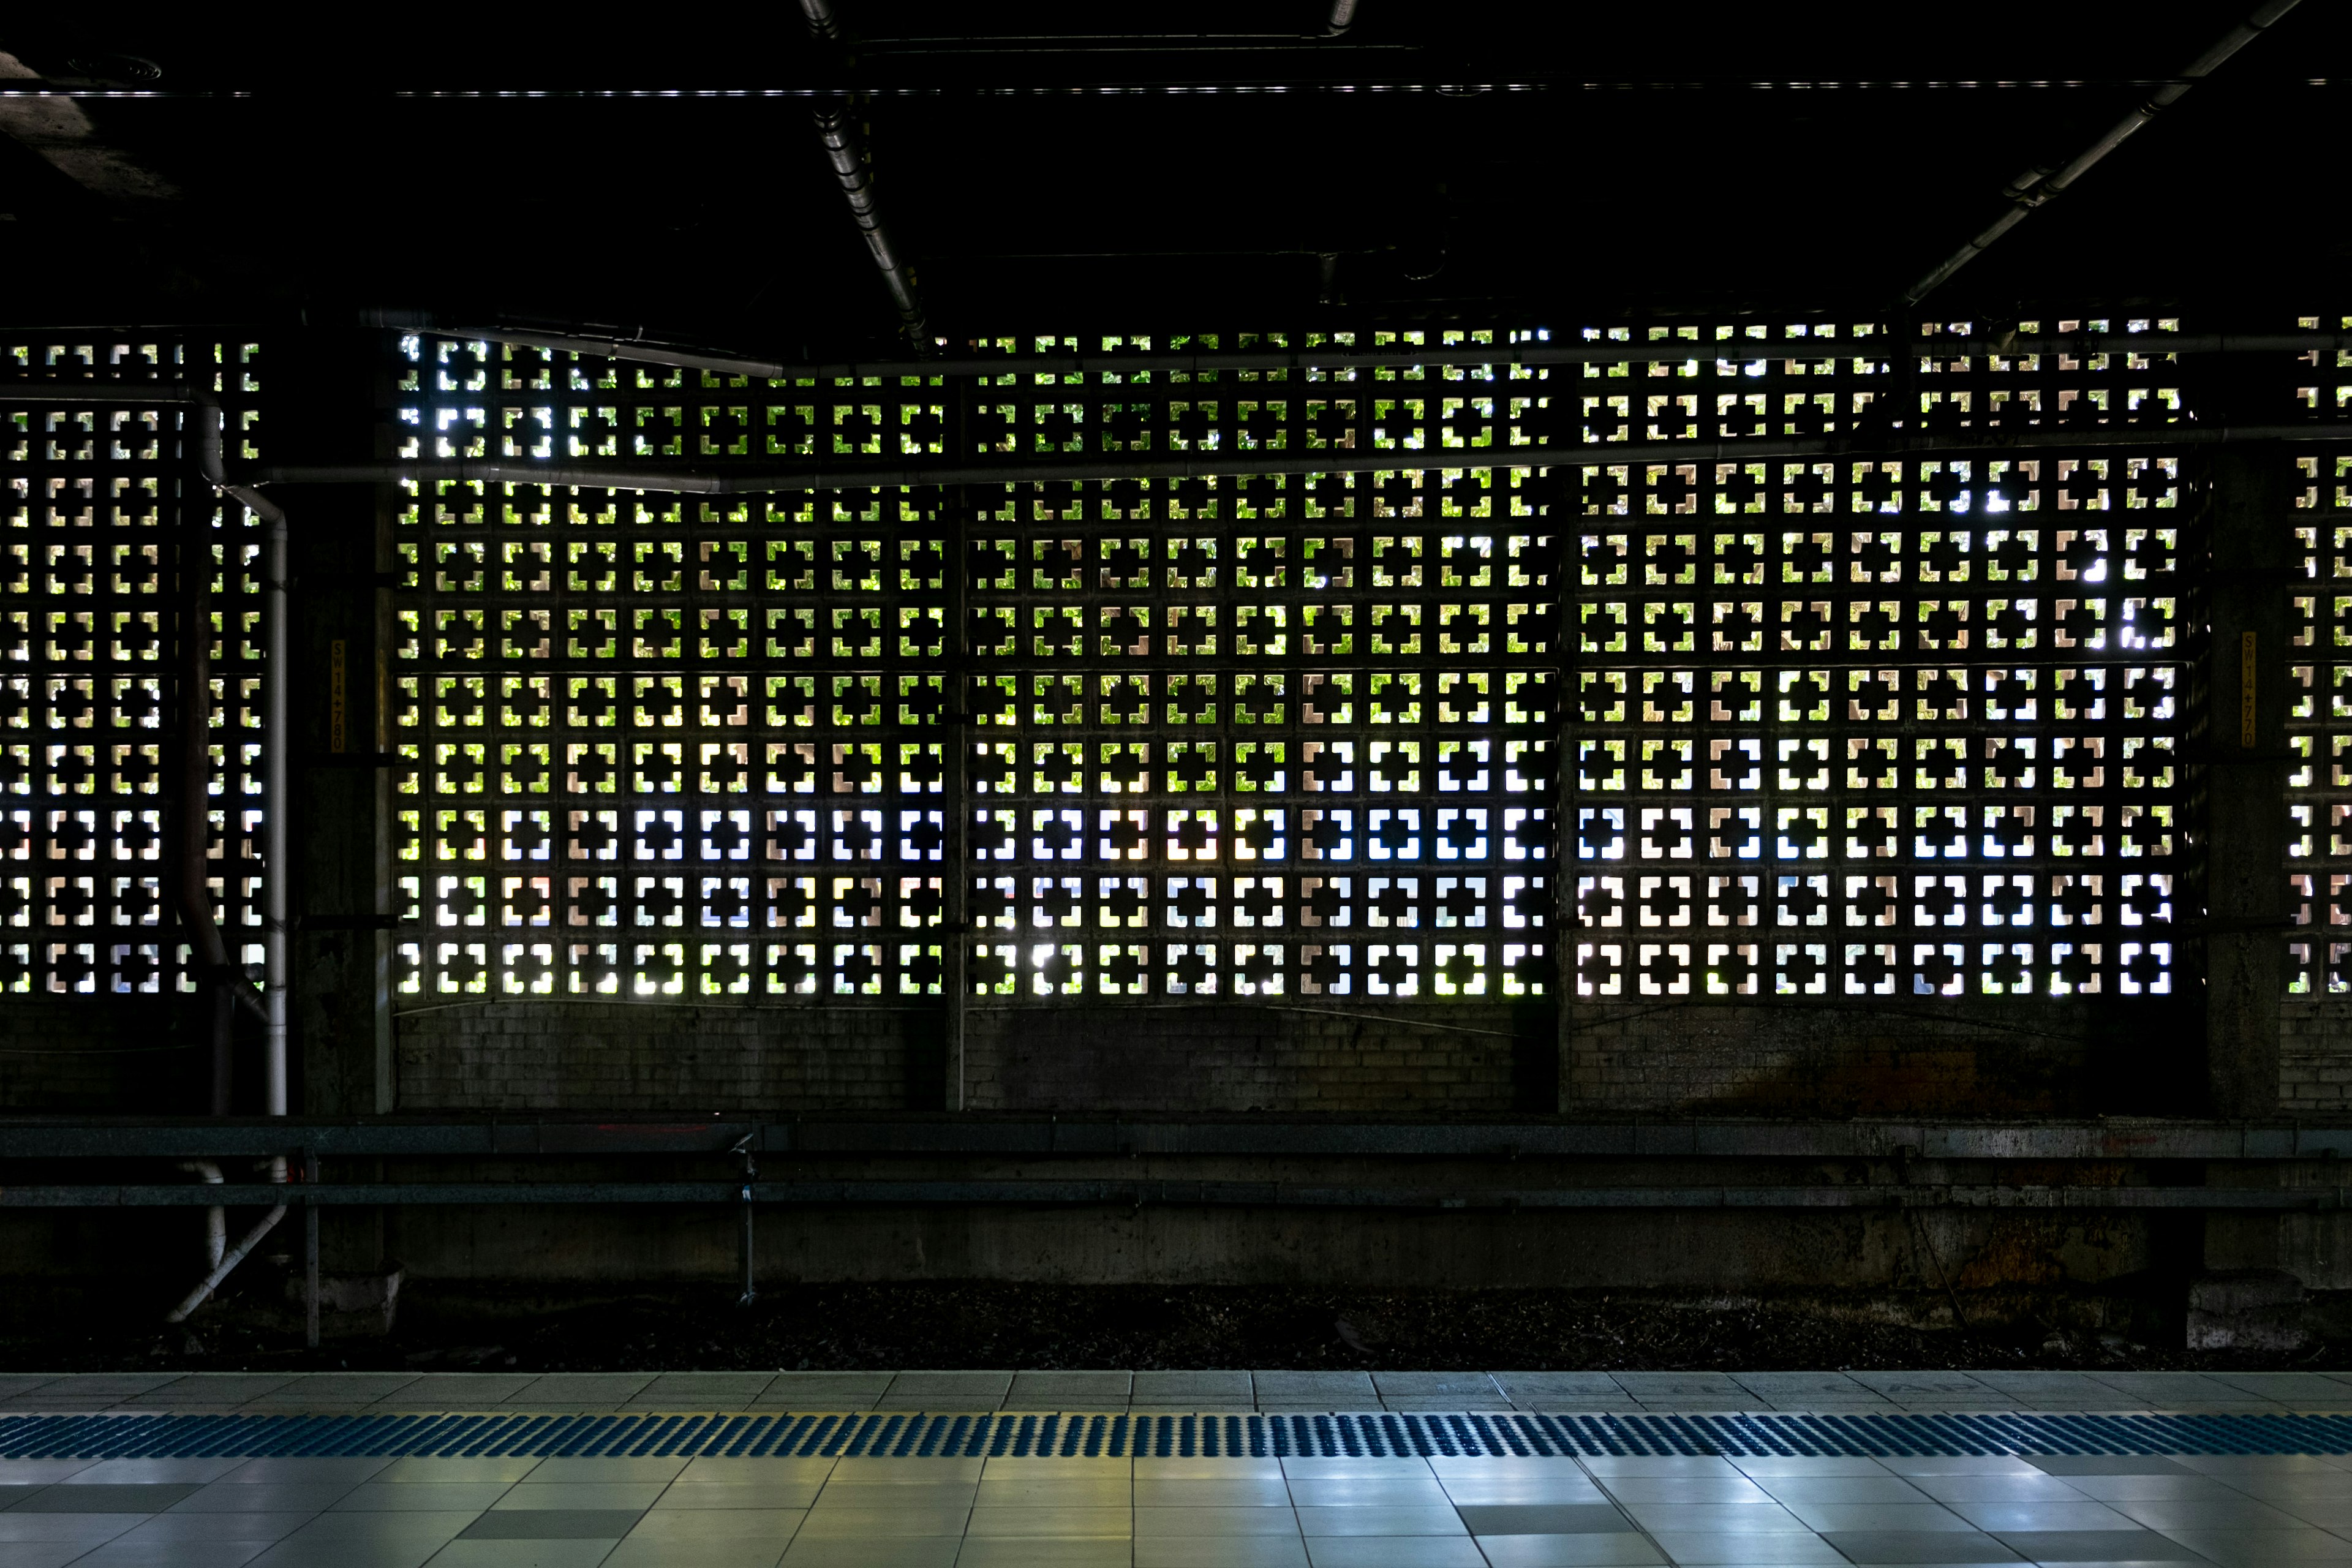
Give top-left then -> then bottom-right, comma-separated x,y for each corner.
4,1114 -> 2345,1159
1903,0 -> 2305,305
393,322 -> 2352,386
175,1161 -> 225,1270
173,481 -> 238,1112
5,1179 -> 2350,1214
1919,333 -> 2352,359
801,0 -> 930,347
161,1158 -> 287,1323
249,418 -> 2352,498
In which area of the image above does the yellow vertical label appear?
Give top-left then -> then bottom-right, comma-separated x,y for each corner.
2241,630 -> 2258,749
330,639 -> 348,753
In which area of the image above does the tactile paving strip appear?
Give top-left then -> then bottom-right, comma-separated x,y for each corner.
1,1411 -> 2348,1460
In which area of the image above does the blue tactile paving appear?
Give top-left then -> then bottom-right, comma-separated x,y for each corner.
0,1409 -> 2348,1459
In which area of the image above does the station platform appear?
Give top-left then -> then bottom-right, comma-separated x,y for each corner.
0,1372 -> 2345,1568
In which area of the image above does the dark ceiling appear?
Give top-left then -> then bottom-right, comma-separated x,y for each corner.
1,2 -> 2345,350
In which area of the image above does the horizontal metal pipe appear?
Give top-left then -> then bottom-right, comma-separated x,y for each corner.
250,450 -> 1552,492
2,1117 -> 2343,1160
401,325 -> 2352,383
417,326 -> 1730,379
6,327 -> 2341,413
0,382 -> 286,519
3,1180 -> 2345,1212
393,658 -> 1566,677
1921,333 -> 2352,360
243,421 -> 2352,496
0,320 -> 2255,398
384,654 -> 2159,680
0,381 -> 204,404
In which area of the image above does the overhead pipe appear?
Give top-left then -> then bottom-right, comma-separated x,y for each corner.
8,1113 -> 2345,1160
23,369 -> 2346,502
20,1173 -> 2352,1215
390,320 -> 2352,387
0,380 -> 286,1117
800,0 -> 930,347
250,416 -> 2352,499
405,321 -> 1843,380
1915,331 -> 2352,360
1902,0 -> 2304,305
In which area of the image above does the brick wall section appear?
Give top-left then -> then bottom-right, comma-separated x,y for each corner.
963,1004 -> 1540,1114
394,1001 -> 932,1111
2282,998 -> 2352,1111
0,998 -> 201,1112
1566,998 -> 2195,1117
393,1000 -> 1548,1114
8,992 -> 2220,1117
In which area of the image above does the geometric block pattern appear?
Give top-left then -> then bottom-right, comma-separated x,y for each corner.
1574,319 -> 2183,999
392,329 -> 1562,1001
382,318 -> 2205,1006
2288,318 -> 2352,993
0,334 -> 264,995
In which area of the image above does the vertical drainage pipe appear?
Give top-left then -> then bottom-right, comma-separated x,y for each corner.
176,475 -> 236,1112
165,1157 -> 287,1323
177,1161 -> 226,1270
194,393 -> 292,1119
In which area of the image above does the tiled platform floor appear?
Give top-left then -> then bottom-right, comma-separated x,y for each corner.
6,1369 -> 2352,1415
5,1445 -> 2352,1568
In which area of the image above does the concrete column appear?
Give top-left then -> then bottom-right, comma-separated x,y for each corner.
273,329 -> 396,1117
2198,443 -> 2290,1117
